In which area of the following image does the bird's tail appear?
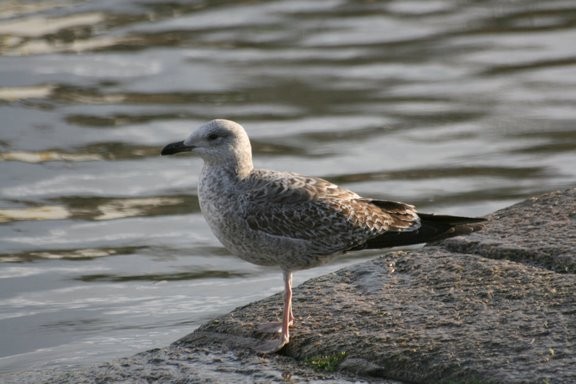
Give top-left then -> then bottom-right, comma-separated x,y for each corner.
362,213 -> 486,249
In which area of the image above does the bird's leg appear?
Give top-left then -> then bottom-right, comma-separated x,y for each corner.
286,270 -> 295,326
256,270 -> 295,332
254,270 -> 293,353
281,269 -> 293,345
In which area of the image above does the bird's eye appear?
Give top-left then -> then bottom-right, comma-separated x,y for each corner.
207,133 -> 218,141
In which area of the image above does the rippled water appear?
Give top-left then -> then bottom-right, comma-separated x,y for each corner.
1,0 -> 575,375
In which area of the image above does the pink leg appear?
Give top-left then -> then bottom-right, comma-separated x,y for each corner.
281,270 -> 293,345
254,270 -> 294,353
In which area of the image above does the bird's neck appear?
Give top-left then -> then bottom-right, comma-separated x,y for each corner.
202,156 -> 253,182
233,151 -> 254,179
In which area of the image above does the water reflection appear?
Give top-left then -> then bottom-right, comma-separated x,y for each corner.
1,0 -> 576,376
78,269 -> 254,283
0,196 -> 197,224
0,248 -> 122,263
0,150 -> 101,162
331,165 -> 550,183
0,205 -> 69,223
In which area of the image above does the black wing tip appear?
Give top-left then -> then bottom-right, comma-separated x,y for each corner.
360,213 -> 487,250
418,213 -> 487,239
418,213 -> 487,225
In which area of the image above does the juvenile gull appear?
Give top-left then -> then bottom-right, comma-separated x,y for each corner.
161,119 -> 485,352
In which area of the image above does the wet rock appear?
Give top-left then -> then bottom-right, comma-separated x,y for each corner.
4,187 -> 575,384
442,188 -> 576,273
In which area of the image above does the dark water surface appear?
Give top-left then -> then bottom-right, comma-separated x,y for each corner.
1,0 -> 575,374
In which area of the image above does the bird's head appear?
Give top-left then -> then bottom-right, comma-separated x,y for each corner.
161,119 -> 253,175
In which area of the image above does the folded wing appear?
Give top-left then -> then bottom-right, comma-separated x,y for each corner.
240,171 -> 424,254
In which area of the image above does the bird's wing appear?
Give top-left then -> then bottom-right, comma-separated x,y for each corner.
240,170 -> 420,251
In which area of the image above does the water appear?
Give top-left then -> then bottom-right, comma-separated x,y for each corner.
1,0 -> 575,375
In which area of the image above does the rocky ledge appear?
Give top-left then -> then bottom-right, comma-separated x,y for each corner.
5,188 -> 576,384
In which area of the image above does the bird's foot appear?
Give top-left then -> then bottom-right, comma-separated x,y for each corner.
256,320 -> 293,334
254,335 -> 289,354
256,321 -> 282,334
254,320 -> 292,353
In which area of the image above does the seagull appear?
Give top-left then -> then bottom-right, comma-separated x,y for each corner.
161,119 -> 485,352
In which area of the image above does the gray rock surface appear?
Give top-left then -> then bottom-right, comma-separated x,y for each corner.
3,187 -> 575,384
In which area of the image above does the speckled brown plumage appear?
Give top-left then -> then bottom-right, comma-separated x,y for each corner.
241,170 -> 420,257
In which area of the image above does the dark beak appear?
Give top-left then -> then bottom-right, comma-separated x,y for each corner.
161,141 -> 194,156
